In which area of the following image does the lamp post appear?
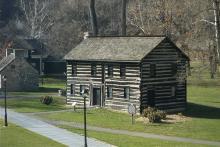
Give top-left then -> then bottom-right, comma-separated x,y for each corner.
81,88 -> 89,147
3,75 -> 7,127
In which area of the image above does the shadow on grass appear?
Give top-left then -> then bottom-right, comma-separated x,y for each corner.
29,87 -> 60,93
183,102 -> 220,119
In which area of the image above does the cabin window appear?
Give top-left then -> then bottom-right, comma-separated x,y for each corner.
172,63 -> 177,76
72,63 -> 77,76
91,64 -> 97,76
171,86 -> 176,97
70,84 -> 74,95
120,64 -> 126,78
108,65 -> 113,77
124,87 -> 130,99
80,85 -> 86,96
107,86 -> 113,99
150,64 -> 156,77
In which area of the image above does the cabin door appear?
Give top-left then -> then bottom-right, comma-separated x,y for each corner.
92,88 -> 101,106
148,88 -> 155,107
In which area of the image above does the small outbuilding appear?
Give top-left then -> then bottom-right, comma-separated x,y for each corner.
0,54 -> 39,91
64,36 -> 190,113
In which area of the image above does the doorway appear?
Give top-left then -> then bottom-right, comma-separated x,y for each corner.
92,88 -> 101,106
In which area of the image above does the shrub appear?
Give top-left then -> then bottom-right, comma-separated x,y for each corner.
61,89 -> 66,96
40,96 -> 53,105
148,111 -> 161,123
157,110 -> 167,120
143,107 -> 156,117
143,107 -> 166,123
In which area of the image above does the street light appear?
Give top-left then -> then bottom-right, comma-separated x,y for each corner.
81,88 -> 89,147
2,75 -> 7,127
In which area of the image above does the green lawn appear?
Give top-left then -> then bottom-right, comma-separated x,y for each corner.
38,85 -> 220,142
39,75 -> 66,90
59,126 -> 210,147
188,61 -> 220,86
0,75 -> 68,113
0,119 -> 65,147
0,96 -> 68,113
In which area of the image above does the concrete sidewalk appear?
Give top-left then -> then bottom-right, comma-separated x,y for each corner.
0,107 -> 115,147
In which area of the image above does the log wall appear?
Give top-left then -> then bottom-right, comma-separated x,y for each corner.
66,61 -> 141,111
140,39 -> 188,112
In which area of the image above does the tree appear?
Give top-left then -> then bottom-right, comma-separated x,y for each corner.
0,0 -> 20,28
121,0 -> 127,36
213,0 -> 220,62
89,0 -> 98,36
20,0 -> 55,39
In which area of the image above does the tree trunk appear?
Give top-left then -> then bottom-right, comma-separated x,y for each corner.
89,0 -> 98,36
209,44 -> 217,79
213,0 -> 220,62
121,0 -> 127,36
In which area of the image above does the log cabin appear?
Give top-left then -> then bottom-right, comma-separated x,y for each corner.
64,36 -> 190,113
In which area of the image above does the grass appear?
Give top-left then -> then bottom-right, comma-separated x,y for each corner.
59,126 -> 210,147
0,96 -> 68,113
188,61 -> 220,86
0,119 -> 65,147
38,90 -> 220,141
0,75 -> 68,113
39,75 -> 66,90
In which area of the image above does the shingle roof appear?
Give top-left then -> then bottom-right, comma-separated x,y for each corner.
0,54 -> 15,72
64,36 -> 166,62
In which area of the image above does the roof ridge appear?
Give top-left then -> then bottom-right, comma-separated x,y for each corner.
88,35 -> 166,38
0,54 -> 15,71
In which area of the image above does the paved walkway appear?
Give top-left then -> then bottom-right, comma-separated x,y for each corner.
42,120 -> 220,147
0,108 -> 115,147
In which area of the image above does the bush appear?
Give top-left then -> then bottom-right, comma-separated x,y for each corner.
40,96 -> 53,105
143,107 -> 156,117
61,89 -> 66,96
157,110 -> 167,120
143,107 -> 166,123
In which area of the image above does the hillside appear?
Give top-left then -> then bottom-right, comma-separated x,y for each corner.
0,0 -> 217,60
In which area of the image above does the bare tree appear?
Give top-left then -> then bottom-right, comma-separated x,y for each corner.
89,0 -> 98,36
20,0 -> 54,39
121,0 -> 127,36
213,0 -> 220,62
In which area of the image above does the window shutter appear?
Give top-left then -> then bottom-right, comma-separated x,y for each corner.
91,64 -> 97,76
70,84 -> 74,95
72,62 -> 77,76
120,64 -> 126,78
108,65 -> 113,77
172,63 -> 177,76
124,87 -> 130,99
150,64 -> 156,77
107,86 -> 113,99
171,86 -> 176,97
